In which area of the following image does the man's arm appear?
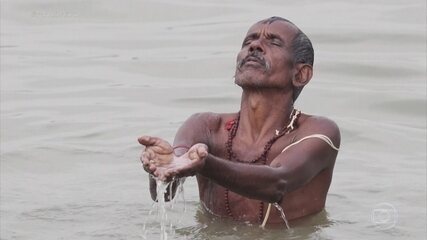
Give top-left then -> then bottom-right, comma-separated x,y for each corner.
173,112 -> 216,153
198,117 -> 340,203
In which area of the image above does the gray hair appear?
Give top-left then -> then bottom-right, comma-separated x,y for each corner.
259,17 -> 314,101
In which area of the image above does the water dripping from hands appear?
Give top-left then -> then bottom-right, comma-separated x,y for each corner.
143,175 -> 187,240
273,203 -> 291,230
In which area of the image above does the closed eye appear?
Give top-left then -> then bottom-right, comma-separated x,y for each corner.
266,33 -> 284,47
271,39 -> 282,46
242,33 -> 259,47
242,39 -> 252,47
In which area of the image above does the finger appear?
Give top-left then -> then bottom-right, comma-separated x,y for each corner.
142,157 -> 157,173
139,136 -> 173,154
141,151 -> 155,166
154,168 -> 166,181
196,145 -> 208,158
142,163 -> 156,174
138,136 -> 155,146
149,164 -> 157,172
139,136 -> 164,147
188,150 -> 198,161
187,143 -> 208,160
141,151 -> 150,164
151,138 -> 173,154
138,136 -> 170,148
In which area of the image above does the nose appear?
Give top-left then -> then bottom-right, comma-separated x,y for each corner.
249,39 -> 264,53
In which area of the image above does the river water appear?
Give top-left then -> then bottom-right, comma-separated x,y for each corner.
1,0 -> 425,239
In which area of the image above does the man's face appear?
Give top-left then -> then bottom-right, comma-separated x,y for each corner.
234,21 -> 298,90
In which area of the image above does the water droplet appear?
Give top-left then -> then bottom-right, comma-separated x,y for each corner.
273,203 -> 291,230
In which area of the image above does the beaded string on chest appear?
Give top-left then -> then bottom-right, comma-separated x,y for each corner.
224,108 -> 301,223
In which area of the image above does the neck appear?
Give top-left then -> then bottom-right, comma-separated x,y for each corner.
239,88 -> 294,142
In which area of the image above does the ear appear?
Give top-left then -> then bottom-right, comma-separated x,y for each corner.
292,64 -> 313,88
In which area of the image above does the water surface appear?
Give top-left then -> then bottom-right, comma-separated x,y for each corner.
1,0 -> 426,239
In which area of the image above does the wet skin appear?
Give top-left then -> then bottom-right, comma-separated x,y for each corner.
139,20 -> 340,224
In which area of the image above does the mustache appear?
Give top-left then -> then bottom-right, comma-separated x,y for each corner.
237,52 -> 269,71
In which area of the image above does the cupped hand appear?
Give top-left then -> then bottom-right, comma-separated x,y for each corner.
138,136 -> 174,175
138,136 -> 208,182
160,143 -> 208,182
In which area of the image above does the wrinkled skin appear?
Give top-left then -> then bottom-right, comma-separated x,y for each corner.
138,136 -> 208,182
137,19 -> 340,224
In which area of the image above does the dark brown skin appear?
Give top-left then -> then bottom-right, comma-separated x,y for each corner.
139,19 -> 340,225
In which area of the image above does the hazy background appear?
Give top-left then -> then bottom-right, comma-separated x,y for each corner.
1,0 -> 426,239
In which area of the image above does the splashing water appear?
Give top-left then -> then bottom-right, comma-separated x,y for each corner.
156,179 -> 169,240
273,203 -> 291,230
142,177 -> 187,240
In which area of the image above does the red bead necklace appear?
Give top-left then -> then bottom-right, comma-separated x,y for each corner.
224,109 -> 300,223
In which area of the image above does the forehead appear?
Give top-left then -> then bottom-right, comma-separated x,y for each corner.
245,21 -> 297,42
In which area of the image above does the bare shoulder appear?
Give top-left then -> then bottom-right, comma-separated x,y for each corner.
175,112 -> 222,146
297,114 -> 341,147
184,112 -> 235,133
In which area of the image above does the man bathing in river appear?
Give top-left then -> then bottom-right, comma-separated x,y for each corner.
139,17 -> 340,226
